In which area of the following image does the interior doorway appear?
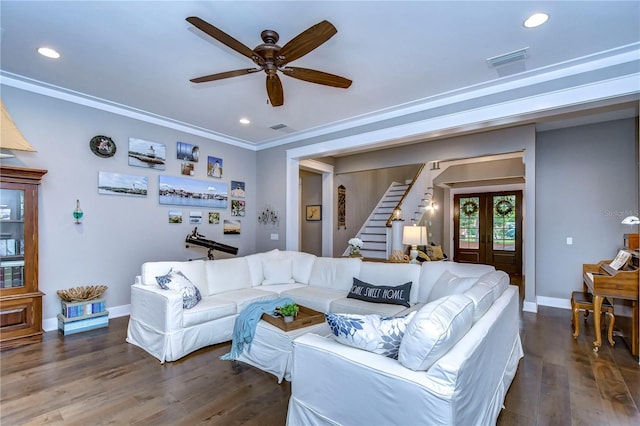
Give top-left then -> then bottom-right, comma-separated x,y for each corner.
453,191 -> 522,275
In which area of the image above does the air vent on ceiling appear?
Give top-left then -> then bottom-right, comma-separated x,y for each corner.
270,123 -> 288,130
486,47 -> 529,68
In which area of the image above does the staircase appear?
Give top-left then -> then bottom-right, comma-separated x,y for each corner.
344,163 -> 431,260
345,182 -> 408,260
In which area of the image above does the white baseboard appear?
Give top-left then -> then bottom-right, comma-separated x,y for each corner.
43,303 -> 131,332
536,296 -> 571,310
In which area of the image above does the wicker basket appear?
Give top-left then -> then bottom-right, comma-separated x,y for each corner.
56,285 -> 108,302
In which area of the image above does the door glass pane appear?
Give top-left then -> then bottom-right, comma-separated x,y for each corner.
0,188 -> 26,288
459,197 -> 479,249
493,195 -> 516,251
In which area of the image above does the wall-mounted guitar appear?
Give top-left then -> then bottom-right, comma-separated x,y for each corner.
186,17 -> 352,106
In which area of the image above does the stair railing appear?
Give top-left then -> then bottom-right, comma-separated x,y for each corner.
385,163 -> 427,227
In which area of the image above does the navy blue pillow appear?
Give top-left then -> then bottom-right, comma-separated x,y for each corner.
347,278 -> 412,307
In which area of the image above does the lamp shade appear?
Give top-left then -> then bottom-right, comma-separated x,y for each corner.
621,216 -> 640,225
1,100 -> 36,152
402,225 -> 427,246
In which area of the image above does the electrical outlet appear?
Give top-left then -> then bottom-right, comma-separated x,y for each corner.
270,233 -> 279,241
566,237 -> 573,245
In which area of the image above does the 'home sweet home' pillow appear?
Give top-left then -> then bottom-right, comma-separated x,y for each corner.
347,278 -> 412,307
156,268 -> 202,309
325,311 -> 416,359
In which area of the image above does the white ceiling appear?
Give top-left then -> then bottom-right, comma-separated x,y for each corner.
1,1 -> 639,150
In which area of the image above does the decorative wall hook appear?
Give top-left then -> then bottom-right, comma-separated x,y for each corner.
258,206 -> 279,226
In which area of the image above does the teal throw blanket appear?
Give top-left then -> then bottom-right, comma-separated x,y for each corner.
220,297 -> 295,360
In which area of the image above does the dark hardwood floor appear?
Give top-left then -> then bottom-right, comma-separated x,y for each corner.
1,305 -> 639,425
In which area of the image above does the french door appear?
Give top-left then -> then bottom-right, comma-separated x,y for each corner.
453,191 -> 522,275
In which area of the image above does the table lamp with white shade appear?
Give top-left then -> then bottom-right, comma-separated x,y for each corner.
403,224 -> 427,264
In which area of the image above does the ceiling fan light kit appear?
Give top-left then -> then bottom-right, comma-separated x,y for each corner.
186,17 -> 352,107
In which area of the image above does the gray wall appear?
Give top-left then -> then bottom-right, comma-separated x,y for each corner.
535,119 -> 639,299
1,87 -> 257,327
300,169 -> 322,255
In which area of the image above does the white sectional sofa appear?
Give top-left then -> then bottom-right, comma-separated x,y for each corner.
126,249 -> 523,424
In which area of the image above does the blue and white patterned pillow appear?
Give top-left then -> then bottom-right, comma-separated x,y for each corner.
156,268 -> 201,309
324,311 -> 416,358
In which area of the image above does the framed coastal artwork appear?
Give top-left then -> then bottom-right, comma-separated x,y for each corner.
159,175 -> 228,208
128,138 -> 166,170
230,181 -> 245,198
98,171 -> 148,197
224,219 -> 240,235
231,200 -> 245,217
208,212 -> 220,224
176,141 -> 199,162
168,210 -> 183,224
207,156 -> 223,178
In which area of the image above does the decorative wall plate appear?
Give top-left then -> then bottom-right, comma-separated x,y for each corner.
90,135 -> 116,158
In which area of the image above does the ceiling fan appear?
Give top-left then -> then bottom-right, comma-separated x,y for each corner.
186,17 -> 352,107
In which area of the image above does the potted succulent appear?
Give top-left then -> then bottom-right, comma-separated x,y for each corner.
278,303 -> 299,323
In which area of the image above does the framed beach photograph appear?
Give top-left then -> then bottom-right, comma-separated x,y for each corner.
207,156 -> 223,178
128,138 -> 166,170
231,200 -> 245,217
159,175 -> 228,208
189,211 -> 202,224
98,171 -> 148,197
230,181 -> 245,198
181,162 -> 194,176
306,205 -> 322,221
168,210 -> 183,224
208,212 -> 220,224
176,141 -> 199,162
224,219 -> 240,235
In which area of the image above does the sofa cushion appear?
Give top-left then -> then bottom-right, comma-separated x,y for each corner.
398,294 -> 474,371
417,262 -> 495,303
427,271 -> 478,302
261,249 -> 317,284
156,268 -> 202,309
204,257 -> 252,295
358,262 -> 421,304
347,278 -> 412,307
142,260 -> 206,287
216,288 -> 279,312
477,270 -> 510,300
183,296 -> 237,327
281,286 -> 347,313
325,311 -> 417,359
245,253 -> 265,287
262,257 -> 295,285
463,283 -> 495,323
330,297 -> 409,316
308,257 -> 362,291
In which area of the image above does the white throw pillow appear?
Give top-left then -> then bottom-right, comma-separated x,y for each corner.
155,268 -> 201,309
398,294 -> 474,371
325,311 -> 416,359
463,282 -> 495,322
262,258 -> 295,285
427,270 -> 478,302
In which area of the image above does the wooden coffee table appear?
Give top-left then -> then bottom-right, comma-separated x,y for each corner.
260,305 -> 325,332
234,305 -> 331,383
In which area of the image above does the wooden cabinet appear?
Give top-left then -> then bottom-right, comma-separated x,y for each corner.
0,165 -> 47,350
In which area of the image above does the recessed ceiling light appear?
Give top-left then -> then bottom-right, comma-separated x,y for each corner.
239,118 -> 250,125
37,47 -> 60,59
524,13 -> 549,28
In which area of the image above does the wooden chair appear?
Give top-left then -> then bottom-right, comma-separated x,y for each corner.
571,291 -> 615,346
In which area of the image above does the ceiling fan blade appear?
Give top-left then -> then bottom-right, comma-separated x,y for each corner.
186,17 -> 256,60
190,68 -> 260,83
266,74 -> 284,107
277,20 -> 337,65
281,67 -> 352,88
